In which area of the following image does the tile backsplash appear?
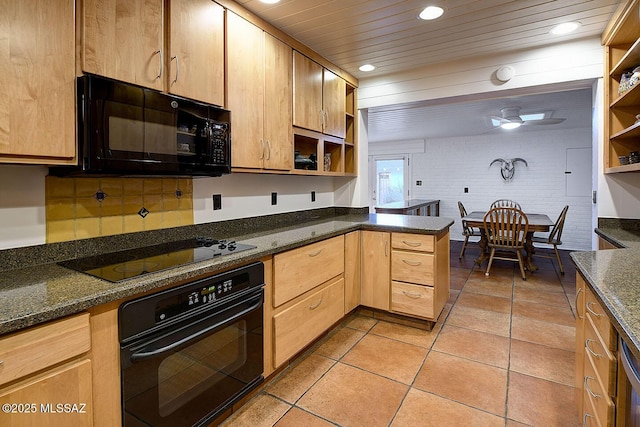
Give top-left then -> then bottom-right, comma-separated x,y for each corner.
45,176 -> 193,243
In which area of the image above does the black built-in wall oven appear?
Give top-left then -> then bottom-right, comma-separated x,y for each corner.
119,262 -> 264,427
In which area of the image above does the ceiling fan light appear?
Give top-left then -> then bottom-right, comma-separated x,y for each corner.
550,21 -> 581,35
418,6 -> 444,20
501,122 -> 521,130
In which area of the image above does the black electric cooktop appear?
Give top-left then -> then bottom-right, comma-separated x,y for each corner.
60,237 -> 256,282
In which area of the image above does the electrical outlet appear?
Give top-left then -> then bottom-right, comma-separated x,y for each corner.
271,192 -> 277,205
464,187 -> 469,193
212,194 -> 222,210
311,191 -> 316,202
416,180 -> 422,186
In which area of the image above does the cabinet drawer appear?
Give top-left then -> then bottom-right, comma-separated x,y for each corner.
583,351 -> 615,427
584,313 -> 616,394
273,236 -> 344,307
0,359 -> 93,426
392,250 -> 434,285
392,233 -> 434,253
391,281 -> 434,319
585,287 -> 616,352
273,278 -> 344,367
0,313 -> 90,386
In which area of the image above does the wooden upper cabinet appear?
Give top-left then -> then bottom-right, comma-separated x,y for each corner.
227,11 -> 265,169
168,0 -> 224,106
0,0 -> 76,163
323,68 -> 346,138
293,51 -> 346,138
83,0 -> 164,91
293,51 -> 323,133
263,33 -> 293,170
227,12 -> 292,171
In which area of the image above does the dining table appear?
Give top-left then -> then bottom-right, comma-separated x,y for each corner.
461,210 -> 554,272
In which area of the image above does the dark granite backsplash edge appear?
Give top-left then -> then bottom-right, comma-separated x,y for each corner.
598,217 -> 640,231
0,206 -> 369,271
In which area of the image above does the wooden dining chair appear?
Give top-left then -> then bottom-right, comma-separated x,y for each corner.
483,207 -> 529,280
531,205 -> 569,274
458,201 -> 481,259
490,199 -> 521,210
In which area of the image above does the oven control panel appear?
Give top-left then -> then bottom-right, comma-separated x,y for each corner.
118,261 -> 265,343
155,273 -> 250,323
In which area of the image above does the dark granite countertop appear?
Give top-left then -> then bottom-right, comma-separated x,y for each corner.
572,218 -> 640,359
571,249 -> 640,360
0,213 -> 453,335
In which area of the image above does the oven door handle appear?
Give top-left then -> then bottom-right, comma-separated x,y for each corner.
129,294 -> 261,363
620,337 -> 640,392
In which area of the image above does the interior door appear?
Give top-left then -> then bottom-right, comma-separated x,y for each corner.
369,156 -> 409,211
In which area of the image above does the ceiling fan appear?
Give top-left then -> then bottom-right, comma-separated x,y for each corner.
490,107 -> 566,129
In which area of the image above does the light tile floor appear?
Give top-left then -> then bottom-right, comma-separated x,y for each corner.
220,241 -> 580,427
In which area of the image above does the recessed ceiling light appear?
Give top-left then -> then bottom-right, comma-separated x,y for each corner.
359,64 -> 376,72
550,21 -> 581,35
418,6 -> 444,20
260,0 -> 280,4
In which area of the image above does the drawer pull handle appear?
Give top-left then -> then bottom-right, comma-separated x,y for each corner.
308,249 -> 323,257
584,376 -> 601,399
309,298 -> 323,310
585,339 -> 602,358
402,291 -> 422,299
402,259 -> 421,266
402,240 -> 422,247
586,301 -> 601,318
583,413 -> 594,427
0,360 -> 3,366
576,288 -> 584,320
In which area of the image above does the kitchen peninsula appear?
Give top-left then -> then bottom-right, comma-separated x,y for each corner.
375,199 -> 440,216
0,210 -> 452,426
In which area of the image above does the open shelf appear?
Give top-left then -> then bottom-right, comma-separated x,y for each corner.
604,0 -> 640,173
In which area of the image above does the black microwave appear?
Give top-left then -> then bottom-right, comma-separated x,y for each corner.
51,74 -> 231,177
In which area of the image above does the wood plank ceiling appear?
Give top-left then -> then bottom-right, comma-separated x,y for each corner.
236,0 -> 622,140
236,0 -> 622,79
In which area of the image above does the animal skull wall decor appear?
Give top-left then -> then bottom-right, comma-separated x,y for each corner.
490,158 -> 528,181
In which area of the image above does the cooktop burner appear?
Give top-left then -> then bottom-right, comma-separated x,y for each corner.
60,237 -> 256,282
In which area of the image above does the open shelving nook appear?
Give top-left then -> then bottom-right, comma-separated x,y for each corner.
291,82 -> 357,176
603,0 -> 640,173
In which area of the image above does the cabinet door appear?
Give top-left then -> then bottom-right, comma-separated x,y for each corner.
83,0 -> 164,91
168,0 -> 224,106
227,11 -> 265,169
575,274 -> 586,417
263,33 -> 293,171
344,231 -> 361,313
360,231 -> 390,310
0,0 -> 76,163
0,359 -> 93,427
322,69 -> 346,138
293,51 -> 323,132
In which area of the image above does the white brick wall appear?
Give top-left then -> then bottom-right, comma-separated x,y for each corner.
373,127 -> 594,250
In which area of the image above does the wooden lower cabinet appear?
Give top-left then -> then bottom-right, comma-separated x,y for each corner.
273,235 -> 344,307
0,313 -> 94,426
575,273 -> 618,427
391,281 -> 435,319
360,231 -> 390,310
390,231 -> 449,322
344,231 -> 361,313
273,278 -> 345,367
0,359 -> 93,427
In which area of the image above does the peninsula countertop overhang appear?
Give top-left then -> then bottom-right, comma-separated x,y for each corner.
0,213 -> 454,336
